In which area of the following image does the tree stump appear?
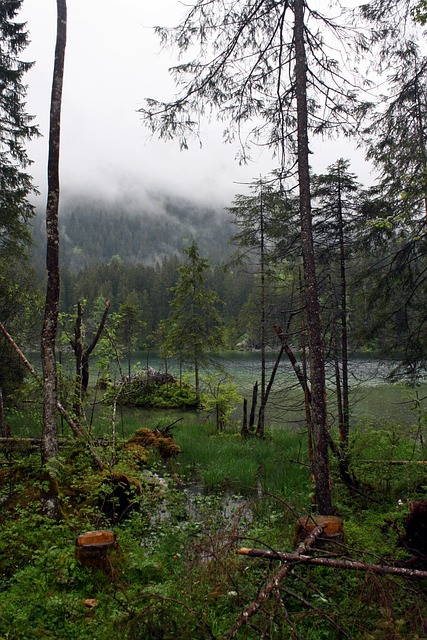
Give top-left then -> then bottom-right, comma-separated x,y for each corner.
295,515 -> 344,550
75,530 -> 118,575
402,500 -> 427,567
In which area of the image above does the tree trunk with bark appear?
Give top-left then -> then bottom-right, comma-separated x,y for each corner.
336,172 -> 350,451
40,0 -> 67,519
256,189 -> 266,437
72,301 -> 84,417
294,0 -> 332,515
249,381 -> 258,431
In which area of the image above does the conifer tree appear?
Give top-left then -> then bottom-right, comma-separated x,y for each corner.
141,0 -> 361,514
0,0 -> 40,426
357,0 -> 427,377
162,241 -> 224,405
0,0 -> 39,257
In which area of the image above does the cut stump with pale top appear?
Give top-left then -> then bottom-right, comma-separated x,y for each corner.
296,515 -> 344,549
75,530 -> 118,575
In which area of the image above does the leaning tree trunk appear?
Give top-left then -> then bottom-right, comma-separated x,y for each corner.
40,0 -> 67,520
294,0 -> 333,515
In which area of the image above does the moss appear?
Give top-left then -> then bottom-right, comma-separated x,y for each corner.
104,371 -> 198,409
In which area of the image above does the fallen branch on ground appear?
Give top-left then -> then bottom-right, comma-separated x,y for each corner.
223,525 -> 325,639
237,547 -> 427,579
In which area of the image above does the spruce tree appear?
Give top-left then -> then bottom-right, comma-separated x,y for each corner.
0,0 -> 40,423
0,0 -> 39,257
162,241 -> 224,405
141,0 -> 362,514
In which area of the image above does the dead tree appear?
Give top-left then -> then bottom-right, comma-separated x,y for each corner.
70,299 -> 110,416
40,0 -> 67,519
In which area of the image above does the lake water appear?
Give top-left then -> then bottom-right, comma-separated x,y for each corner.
130,350 -> 427,427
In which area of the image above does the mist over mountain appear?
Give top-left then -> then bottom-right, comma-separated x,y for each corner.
31,190 -> 235,272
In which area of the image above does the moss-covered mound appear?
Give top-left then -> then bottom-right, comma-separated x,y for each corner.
104,368 -> 198,409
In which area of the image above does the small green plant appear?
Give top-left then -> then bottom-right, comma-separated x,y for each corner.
200,372 -> 242,431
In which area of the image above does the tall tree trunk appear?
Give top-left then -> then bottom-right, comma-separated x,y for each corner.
336,174 -> 350,451
294,0 -> 332,514
257,188 -> 266,437
414,71 -> 427,216
333,320 -> 344,440
40,0 -> 67,519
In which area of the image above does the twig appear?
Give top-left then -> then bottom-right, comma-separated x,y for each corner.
277,584 -> 351,639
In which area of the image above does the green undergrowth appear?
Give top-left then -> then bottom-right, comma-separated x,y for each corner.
0,413 -> 426,639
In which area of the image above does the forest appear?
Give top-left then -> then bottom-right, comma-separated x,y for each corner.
1,0 -> 427,638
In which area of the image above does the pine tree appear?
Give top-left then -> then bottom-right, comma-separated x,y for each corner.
312,159 -> 361,452
0,0 -> 39,258
228,179 -> 291,437
141,0 -> 362,514
0,0 -> 40,426
162,241 -> 224,404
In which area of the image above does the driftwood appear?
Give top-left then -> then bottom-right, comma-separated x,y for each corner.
223,525 -> 325,639
237,547 -> 427,579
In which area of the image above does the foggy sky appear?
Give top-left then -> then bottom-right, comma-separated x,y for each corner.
19,0 -> 372,211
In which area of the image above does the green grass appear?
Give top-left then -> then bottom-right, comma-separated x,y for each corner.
169,421 -> 311,503
1,403 -> 427,639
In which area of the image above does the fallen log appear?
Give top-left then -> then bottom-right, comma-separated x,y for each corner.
0,437 -> 71,444
223,525 -> 325,639
358,460 -> 427,465
237,547 -> 427,579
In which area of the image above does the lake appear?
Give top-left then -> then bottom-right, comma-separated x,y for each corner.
128,350 -> 427,427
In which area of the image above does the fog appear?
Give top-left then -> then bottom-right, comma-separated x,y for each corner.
19,0 -> 373,213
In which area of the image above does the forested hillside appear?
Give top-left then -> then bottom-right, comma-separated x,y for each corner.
30,192 -> 234,273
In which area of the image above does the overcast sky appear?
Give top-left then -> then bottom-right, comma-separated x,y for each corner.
19,0 -> 373,210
